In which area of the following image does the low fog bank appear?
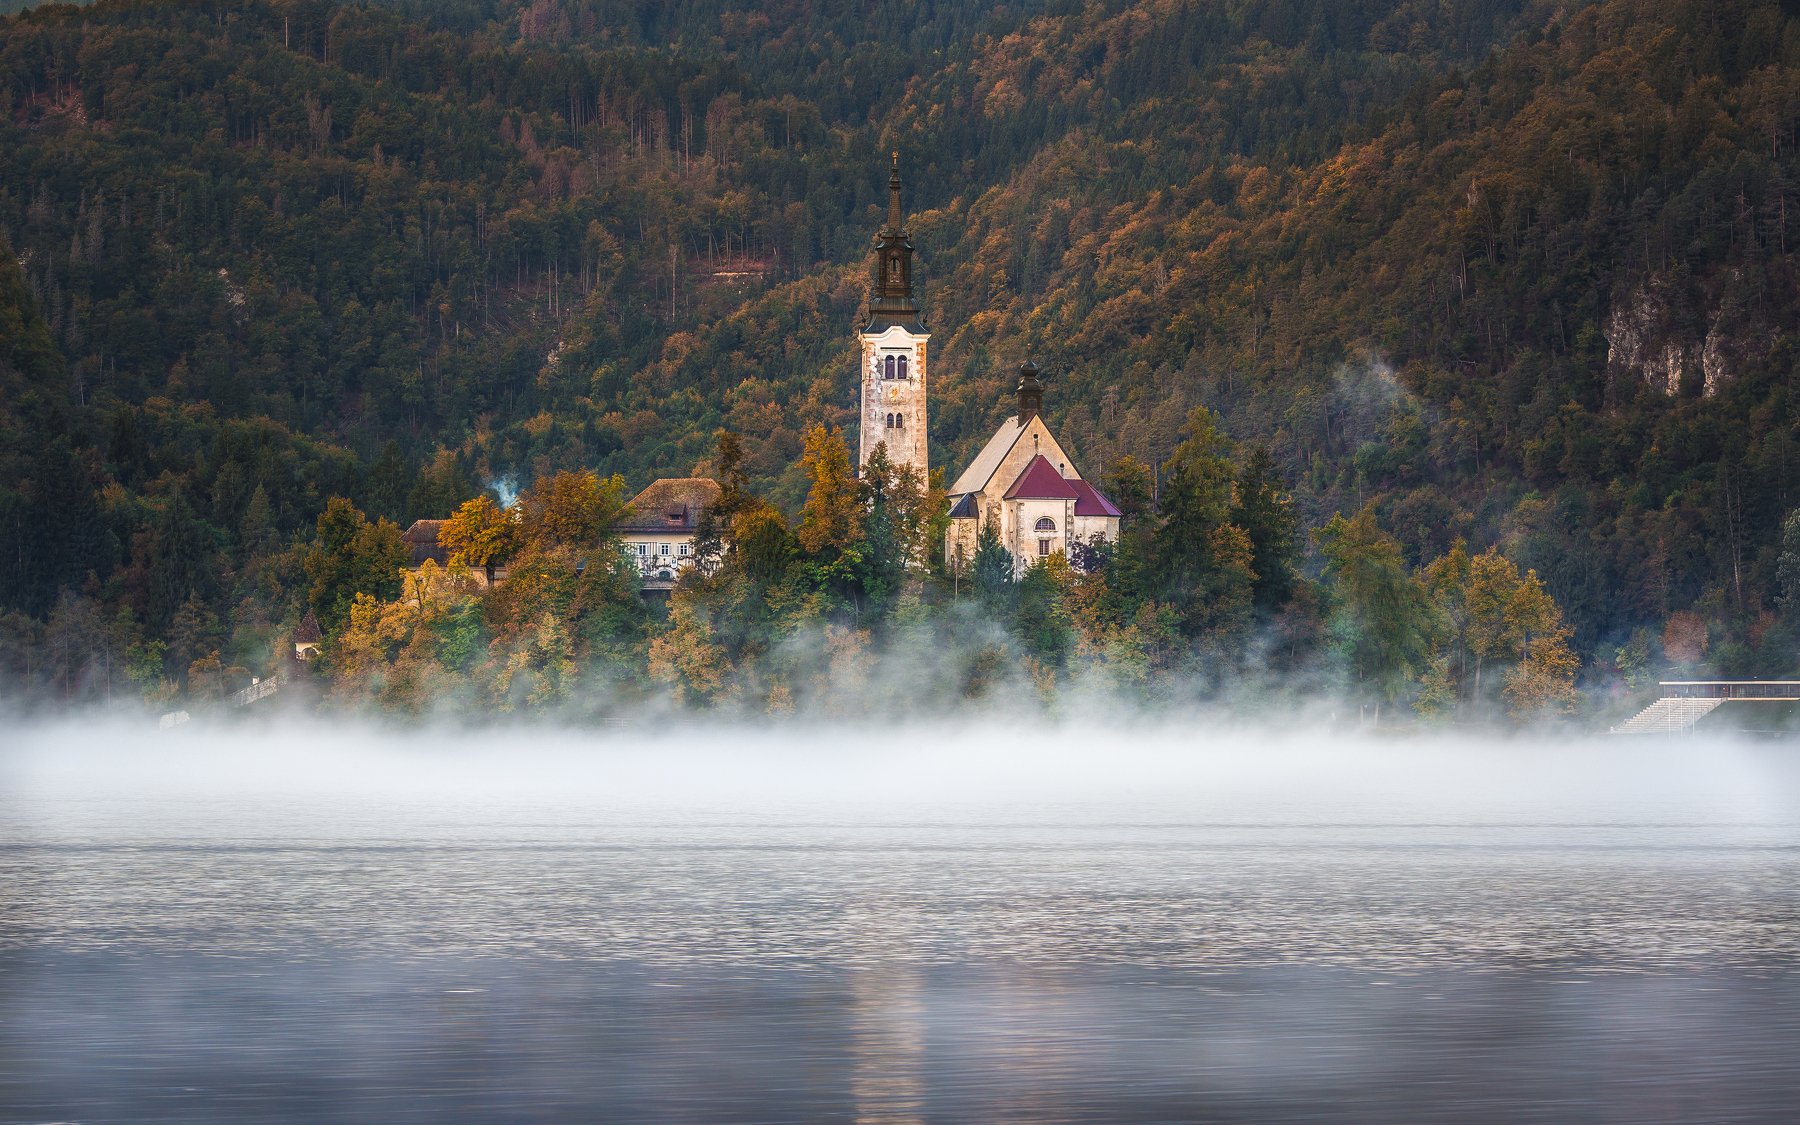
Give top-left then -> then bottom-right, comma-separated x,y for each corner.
4,712 -> 1798,837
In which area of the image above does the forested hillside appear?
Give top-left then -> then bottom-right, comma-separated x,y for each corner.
6,0 -> 1800,714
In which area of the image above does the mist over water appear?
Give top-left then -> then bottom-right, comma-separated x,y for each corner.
4,717 -> 1800,1121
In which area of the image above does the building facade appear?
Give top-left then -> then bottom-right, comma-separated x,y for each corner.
944,364 -> 1121,575
859,154 -> 930,478
616,477 -> 722,591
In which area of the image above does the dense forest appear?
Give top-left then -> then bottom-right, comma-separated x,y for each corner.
4,0 -> 1800,721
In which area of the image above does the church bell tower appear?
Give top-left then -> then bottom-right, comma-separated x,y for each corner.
859,153 -> 930,478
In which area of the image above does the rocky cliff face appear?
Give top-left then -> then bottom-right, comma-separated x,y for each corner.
1604,271 -> 1773,398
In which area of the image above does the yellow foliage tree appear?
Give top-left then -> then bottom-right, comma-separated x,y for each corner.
795,424 -> 862,555
518,469 -> 628,551
648,594 -> 734,705
438,495 -> 520,572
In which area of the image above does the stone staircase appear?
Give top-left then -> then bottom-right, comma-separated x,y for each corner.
1610,697 -> 1724,735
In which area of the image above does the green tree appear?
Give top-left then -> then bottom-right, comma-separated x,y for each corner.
1151,407 -> 1253,637
970,520 -> 1015,611
305,497 -> 408,634
1316,506 -> 1434,712
1230,445 -> 1299,611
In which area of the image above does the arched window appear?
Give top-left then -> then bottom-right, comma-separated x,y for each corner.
897,355 -> 909,380
895,413 -> 904,430
884,355 -> 896,380
1035,517 -> 1056,532
885,413 -> 894,428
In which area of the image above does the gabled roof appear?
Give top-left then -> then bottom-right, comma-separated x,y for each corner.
294,609 -> 322,644
948,417 -> 1025,496
1004,455 -> 1080,501
616,477 -> 722,533
1071,479 -> 1123,518
948,493 -> 978,518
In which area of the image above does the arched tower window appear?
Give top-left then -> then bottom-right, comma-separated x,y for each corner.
895,414 -> 904,430
884,355 -> 896,380
1035,517 -> 1056,532
897,355 -> 909,380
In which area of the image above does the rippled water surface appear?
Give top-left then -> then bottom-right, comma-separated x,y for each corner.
3,723 -> 1799,1122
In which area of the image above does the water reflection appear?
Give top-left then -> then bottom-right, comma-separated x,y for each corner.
850,965 -> 926,1125
2,729 -> 1799,1120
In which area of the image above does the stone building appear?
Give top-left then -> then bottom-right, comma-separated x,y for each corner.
858,153 -> 929,478
944,363 -> 1121,575
616,477 -> 721,591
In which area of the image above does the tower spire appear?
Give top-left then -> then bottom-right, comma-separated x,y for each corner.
866,151 -> 920,332
886,151 -> 904,235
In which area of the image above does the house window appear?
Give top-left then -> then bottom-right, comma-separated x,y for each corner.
1038,538 -> 1052,556
1035,517 -> 1056,532
635,543 -> 647,556
884,355 -> 896,380
660,543 -> 671,555
678,543 -> 690,556
897,355 -> 909,380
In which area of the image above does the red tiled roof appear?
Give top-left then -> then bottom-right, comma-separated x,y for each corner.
1071,479 -> 1122,518
1003,455 -> 1080,501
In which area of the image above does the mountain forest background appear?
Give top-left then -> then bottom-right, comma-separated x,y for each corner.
6,0 -> 1800,719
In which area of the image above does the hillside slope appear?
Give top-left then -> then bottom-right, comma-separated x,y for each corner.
5,0 -> 1799,678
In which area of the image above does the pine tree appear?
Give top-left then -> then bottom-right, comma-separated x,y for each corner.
970,520 -> 1014,611
1231,445 -> 1298,610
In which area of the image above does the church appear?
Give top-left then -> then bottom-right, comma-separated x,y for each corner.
856,156 -> 1120,574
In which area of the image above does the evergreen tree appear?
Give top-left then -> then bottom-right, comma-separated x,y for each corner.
970,521 -> 1015,611
305,498 -> 408,633
1150,407 -> 1253,637
1231,445 -> 1298,611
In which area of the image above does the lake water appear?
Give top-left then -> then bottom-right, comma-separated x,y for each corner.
2,721 -> 1798,1122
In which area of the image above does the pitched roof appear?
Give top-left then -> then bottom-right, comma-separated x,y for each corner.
1071,479 -> 1123,518
948,493 -> 978,518
401,519 -> 448,566
294,609 -> 322,644
1004,455 -> 1080,501
616,477 -> 722,532
947,416 -> 1025,496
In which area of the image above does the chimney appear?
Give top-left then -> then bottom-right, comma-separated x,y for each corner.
1016,361 -> 1044,425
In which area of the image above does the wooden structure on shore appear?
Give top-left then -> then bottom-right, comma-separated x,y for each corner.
1611,681 -> 1800,735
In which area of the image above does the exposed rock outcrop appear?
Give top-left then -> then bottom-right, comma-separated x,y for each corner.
1604,271 -> 1774,399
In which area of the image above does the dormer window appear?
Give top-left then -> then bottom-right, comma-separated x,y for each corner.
665,505 -> 686,525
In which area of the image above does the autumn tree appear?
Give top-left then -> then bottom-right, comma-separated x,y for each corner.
517,470 -> 628,552
796,425 -> 862,557
438,495 -> 520,573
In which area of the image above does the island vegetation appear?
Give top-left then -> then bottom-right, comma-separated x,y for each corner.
3,0 -> 1799,724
